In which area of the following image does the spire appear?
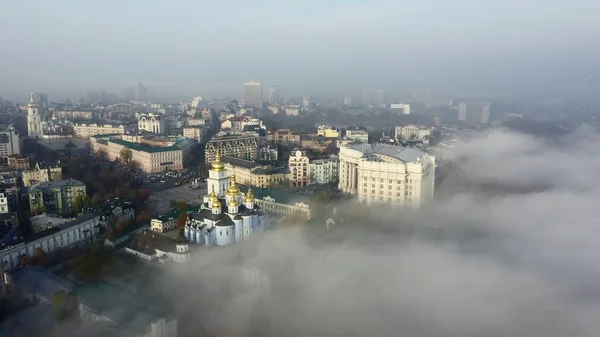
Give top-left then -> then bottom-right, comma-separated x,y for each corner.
30,93 -> 35,103
226,174 -> 241,197
211,153 -> 225,171
28,93 -> 39,107
244,187 -> 255,203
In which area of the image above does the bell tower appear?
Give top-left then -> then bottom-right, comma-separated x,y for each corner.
27,93 -> 44,139
206,153 -> 229,199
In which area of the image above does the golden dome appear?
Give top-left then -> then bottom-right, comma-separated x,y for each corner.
210,188 -> 221,208
244,187 -> 254,203
226,174 -> 241,197
28,93 -> 39,107
228,197 -> 238,208
212,153 -> 225,171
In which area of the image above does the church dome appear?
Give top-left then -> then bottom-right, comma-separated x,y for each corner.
226,175 -> 241,197
228,197 -> 238,208
28,93 -> 40,107
212,153 -> 225,171
244,187 -> 255,203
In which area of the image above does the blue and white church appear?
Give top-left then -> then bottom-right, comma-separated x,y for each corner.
184,153 -> 270,246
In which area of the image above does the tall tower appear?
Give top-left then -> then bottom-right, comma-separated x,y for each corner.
27,93 -> 44,139
206,153 -> 230,199
269,86 -> 279,105
244,80 -> 262,109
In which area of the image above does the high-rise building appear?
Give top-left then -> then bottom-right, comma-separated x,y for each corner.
244,81 -> 262,109
458,102 -> 490,125
27,93 -> 44,139
34,92 -> 48,105
269,86 -> 279,104
135,82 -> 147,102
302,96 -> 311,108
0,126 -> 21,157
338,143 -> 436,208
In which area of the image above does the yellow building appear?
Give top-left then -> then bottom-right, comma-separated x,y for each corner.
222,156 -> 290,188
317,125 -> 340,138
22,163 -> 63,187
90,134 -> 183,173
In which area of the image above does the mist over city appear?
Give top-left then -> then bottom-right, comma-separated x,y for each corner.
2,1 -> 600,337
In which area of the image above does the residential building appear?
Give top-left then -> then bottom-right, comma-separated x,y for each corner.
285,105 -> 300,116
73,123 -> 125,139
302,96 -> 312,108
317,125 -> 340,138
22,163 -> 63,187
458,102 -> 491,124
339,143 -> 436,207
0,190 -> 7,214
267,129 -> 301,145
244,80 -> 262,109
0,126 -> 20,157
76,282 -> 178,337
28,179 -> 87,215
91,198 -> 136,226
184,155 -> 270,246
309,156 -> 339,185
150,205 -> 201,233
1,184 -> 19,212
258,144 -> 278,161
205,132 -> 258,164
394,125 -> 432,140
164,115 -> 187,134
188,118 -> 209,126
182,125 -> 207,142
221,116 -> 264,132
0,213 -> 100,271
6,155 -> 29,170
126,229 -> 190,263
135,82 -> 147,102
27,93 -> 44,139
345,129 -> 369,143
138,113 -> 165,134
90,135 -> 183,173
301,135 -> 337,153
222,156 -> 290,188
269,85 -> 279,104
390,103 -> 411,115
53,110 -> 94,120
289,149 -> 310,187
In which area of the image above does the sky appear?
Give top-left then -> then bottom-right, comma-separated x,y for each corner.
1,0 -> 600,101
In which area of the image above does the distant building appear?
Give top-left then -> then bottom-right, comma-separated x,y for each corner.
135,82 -> 147,102
267,129 -> 301,146
205,132 -> 258,164
244,80 -> 262,109
28,179 -> 86,215
22,163 -> 63,187
27,93 -> 43,139
302,96 -> 311,108
138,113 -> 165,134
73,123 -> 125,139
390,103 -> 411,115
309,155 -> 339,185
458,102 -> 490,124
338,143 -> 436,207
433,114 -> 442,127
394,125 -> 431,140
222,156 -> 290,188
285,105 -> 300,116
317,125 -> 340,138
0,126 -> 20,157
6,155 -> 29,170
289,149 -> 310,187
345,129 -> 369,143
258,144 -> 278,161
182,125 -> 207,143
269,85 -> 279,104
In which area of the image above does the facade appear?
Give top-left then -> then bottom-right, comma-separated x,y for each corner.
27,93 -> 44,139
222,156 -> 290,188
138,113 -> 165,134
22,163 -> 63,187
394,125 -> 432,140
135,82 -> 147,102
390,103 -> 411,115
458,102 -> 491,124
73,123 -> 125,139
269,85 -> 279,104
317,126 -> 340,138
53,110 -> 94,120
0,126 -> 21,157
0,213 -> 100,272
254,196 -> 311,220
182,126 -> 207,143
0,190 -> 8,214
6,156 -> 30,170
184,154 -> 270,246
338,143 -> 436,208
267,129 -> 301,145
205,132 -> 258,164
76,282 -> 177,337
150,205 -> 200,233
244,80 -> 262,109
258,145 -> 278,161
28,179 -> 87,215
126,229 -> 190,264
90,135 -> 183,173
289,149 -> 310,187
345,129 -> 369,143
309,155 -> 339,185
285,105 -> 300,116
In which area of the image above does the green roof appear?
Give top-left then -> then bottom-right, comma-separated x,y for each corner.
75,282 -> 167,335
154,204 -> 201,223
90,133 -> 122,139
109,138 -> 180,153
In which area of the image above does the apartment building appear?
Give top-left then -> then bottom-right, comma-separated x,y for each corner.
309,156 -> 339,185
138,113 -> 166,134
22,163 -> 63,187
205,132 -> 258,164
267,129 -> 301,146
28,179 -> 87,215
289,149 -> 310,187
73,123 -> 125,139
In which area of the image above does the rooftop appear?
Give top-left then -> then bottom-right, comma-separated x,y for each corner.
109,138 -> 180,153
154,204 -> 201,223
349,143 -> 427,163
28,178 -> 85,192
222,156 -> 259,169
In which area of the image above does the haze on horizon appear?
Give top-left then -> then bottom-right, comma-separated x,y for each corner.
1,0 -> 599,101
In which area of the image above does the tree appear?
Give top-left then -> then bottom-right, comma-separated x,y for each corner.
176,211 -> 188,228
119,148 -> 132,163
116,221 -> 129,233
136,189 -> 149,202
32,247 -> 48,266
74,196 -> 84,214
91,193 -> 104,207
81,194 -> 91,209
52,290 -> 77,321
115,187 -> 126,198
130,160 -> 140,171
175,201 -> 188,210
136,210 -> 150,224
96,148 -> 107,159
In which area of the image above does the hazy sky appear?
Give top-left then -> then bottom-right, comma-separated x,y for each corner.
1,0 -> 599,101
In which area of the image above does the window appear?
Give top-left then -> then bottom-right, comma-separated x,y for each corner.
220,230 -> 222,236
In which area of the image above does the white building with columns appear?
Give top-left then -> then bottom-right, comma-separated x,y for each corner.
338,143 -> 436,208
185,153 -> 270,246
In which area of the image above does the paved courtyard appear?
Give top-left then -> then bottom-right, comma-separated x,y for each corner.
148,183 -> 206,215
